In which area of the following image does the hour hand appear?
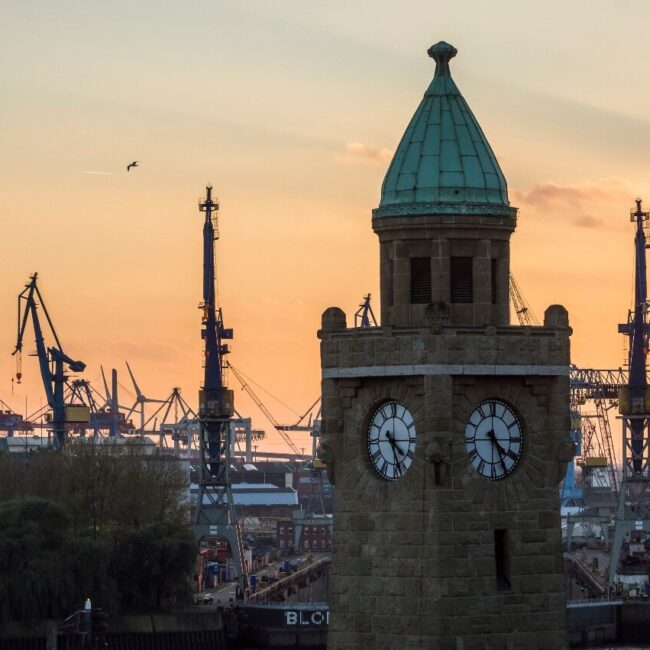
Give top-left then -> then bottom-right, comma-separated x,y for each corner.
385,431 -> 404,455
487,430 -> 507,454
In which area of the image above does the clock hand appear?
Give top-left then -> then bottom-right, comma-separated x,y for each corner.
487,430 -> 508,472
383,431 -> 402,472
391,445 -> 403,475
385,431 -> 404,456
492,437 -> 508,457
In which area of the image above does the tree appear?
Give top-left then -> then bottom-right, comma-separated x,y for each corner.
111,522 -> 196,611
0,498 -> 112,622
0,443 -> 194,622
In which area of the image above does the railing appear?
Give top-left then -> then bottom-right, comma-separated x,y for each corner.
248,556 -> 331,603
566,597 -> 623,608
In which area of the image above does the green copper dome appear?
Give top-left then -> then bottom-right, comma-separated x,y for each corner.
374,41 -> 516,219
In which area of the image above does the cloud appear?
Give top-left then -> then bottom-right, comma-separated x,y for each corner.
572,214 -> 605,229
511,179 -> 632,229
338,141 -> 394,166
512,179 -> 630,210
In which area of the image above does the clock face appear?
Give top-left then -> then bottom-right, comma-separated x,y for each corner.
465,399 -> 523,480
367,401 -> 416,481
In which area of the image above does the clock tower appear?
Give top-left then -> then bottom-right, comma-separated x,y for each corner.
318,42 -> 574,649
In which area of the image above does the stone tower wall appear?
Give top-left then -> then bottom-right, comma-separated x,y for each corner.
374,214 -> 515,329
319,308 -> 573,649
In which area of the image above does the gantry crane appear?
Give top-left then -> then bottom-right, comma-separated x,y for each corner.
568,366 -> 620,510
12,274 -> 87,448
191,187 -> 247,594
509,275 -> 620,512
124,361 -> 166,435
280,397 -> 321,461
136,386 -> 197,450
0,400 -> 33,437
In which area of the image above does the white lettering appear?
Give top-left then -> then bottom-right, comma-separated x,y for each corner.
284,609 -> 328,627
285,611 -> 298,625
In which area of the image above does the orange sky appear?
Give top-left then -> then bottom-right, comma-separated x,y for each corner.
3,1 -> 650,454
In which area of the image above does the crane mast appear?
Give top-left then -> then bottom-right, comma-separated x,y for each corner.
609,198 -> 650,587
199,186 -> 232,472
192,187 -> 247,594
12,274 -> 86,448
621,199 -> 649,473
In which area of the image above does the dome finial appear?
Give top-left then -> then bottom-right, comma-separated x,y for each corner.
427,41 -> 457,77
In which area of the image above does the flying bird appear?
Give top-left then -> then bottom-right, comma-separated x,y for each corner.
126,161 -> 139,172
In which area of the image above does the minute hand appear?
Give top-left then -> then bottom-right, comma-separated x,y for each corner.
492,437 -> 508,456
487,430 -> 508,472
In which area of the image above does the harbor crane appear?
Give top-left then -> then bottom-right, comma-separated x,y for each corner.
192,186 -> 247,594
354,293 -> 378,328
227,362 -> 321,459
609,198 -> 650,586
509,275 -> 619,509
568,366 -> 620,510
12,274 -> 86,448
124,362 -> 166,435
281,398 -> 322,461
138,386 -> 197,450
227,363 -> 302,456
0,400 -> 33,437
509,273 -> 539,326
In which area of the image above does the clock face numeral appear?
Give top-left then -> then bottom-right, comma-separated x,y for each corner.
464,399 -> 523,481
367,400 -> 416,481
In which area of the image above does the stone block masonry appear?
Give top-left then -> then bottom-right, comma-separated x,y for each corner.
318,309 -> 572,649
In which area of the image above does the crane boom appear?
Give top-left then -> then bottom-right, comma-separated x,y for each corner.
12,274 -> 85,448
509,274 -> 539,326
277,396 -> 321,431
227,363 -> 302,455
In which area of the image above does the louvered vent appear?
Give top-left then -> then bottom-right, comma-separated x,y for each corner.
410,258 -> 431,304
450,257 -> 473,303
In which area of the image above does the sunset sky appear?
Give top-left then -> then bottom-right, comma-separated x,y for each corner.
3,1 -> 650,455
